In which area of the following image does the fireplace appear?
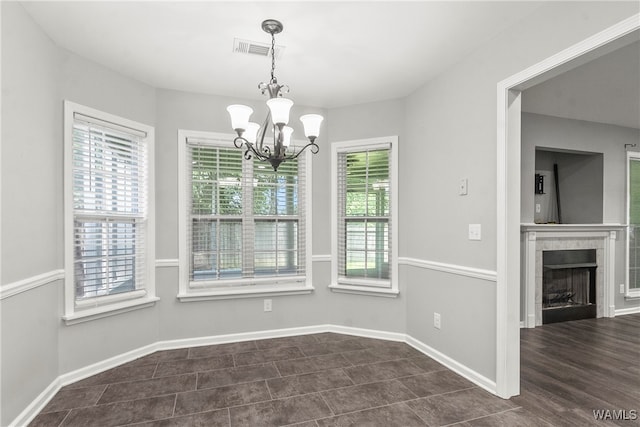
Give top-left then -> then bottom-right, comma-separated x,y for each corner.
542,249 -> 597,324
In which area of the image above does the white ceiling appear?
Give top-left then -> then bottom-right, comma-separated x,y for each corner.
21,1 -> 544,108
523,40 -> 640,129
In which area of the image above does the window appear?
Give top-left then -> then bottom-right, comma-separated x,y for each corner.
177,131 -> 312,300
627,151 -> 640,297
331,136 -> 398,297
63,101 -> 156,324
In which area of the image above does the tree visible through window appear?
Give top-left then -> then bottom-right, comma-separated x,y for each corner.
186,137 -> 306,288
343,150 -> 390,279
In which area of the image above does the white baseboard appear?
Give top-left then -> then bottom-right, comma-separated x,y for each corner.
405,335 -> 497,395
9,377 -> 62,427
12,324 -> 497,426
156,325 -> 329,350
328,325 -> 406,342
615,306 -> 640,316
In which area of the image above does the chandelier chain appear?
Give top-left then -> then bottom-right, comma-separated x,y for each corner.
270,32 -> 276,83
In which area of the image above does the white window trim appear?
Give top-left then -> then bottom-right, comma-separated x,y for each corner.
626,151 -> 640,299
177,129 -> 314,301
63,101 -> 156,324
330,136 -> 399,297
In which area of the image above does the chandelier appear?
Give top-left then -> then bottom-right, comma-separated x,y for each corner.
227,19 -> 323,171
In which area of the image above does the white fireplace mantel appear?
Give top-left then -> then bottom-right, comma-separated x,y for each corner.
521,224 -> 624,328
521,224 -> 626,232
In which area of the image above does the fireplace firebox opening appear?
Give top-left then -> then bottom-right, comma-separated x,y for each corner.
542,249 -> 597,324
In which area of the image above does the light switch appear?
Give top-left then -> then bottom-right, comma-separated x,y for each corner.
468,224 -> 481,240
459,178 -> 468,196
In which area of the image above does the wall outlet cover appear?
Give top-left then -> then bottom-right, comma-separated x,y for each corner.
459,178 -> 468,196
433,312 -> 441,329
468,224 -> 481,240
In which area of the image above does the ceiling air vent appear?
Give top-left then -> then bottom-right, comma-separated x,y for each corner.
233,38 -> 284,59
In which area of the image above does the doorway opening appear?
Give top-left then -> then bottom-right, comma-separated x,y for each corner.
496,16 -> 639,399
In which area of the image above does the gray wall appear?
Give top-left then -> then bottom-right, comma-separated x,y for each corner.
326,99 -> 408,333
534,149 -> 604,224
522,112 -> 639,224
1,3 -> 62,424
402,2 -> 639,380
2,1 -> 640,424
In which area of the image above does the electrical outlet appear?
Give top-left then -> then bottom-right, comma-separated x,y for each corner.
459,178 -> 468,196
264,299 -> 272,312
620,284 -> 625,294
433,312 -> 441,329
535,203 -> 541,213
468,224 -> 481,241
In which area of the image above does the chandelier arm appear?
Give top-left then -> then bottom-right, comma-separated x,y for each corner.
286,141 -> 320,161
246,142 -> 270,161
233,136 -> 247,149
257,112 -> 272,154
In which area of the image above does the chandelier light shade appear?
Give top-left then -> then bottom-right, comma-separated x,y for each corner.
227,105 -> 254,131
227,19 -> 323,171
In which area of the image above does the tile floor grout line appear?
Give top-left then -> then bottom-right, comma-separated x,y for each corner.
171,393 -> 178,418
93,384 -> 109,405
56,409 -> 72,427
313,401 -> 415,423
264,379 -> 274,401
318,391 -> 336,417
440,406 -> 524,427
400,400 -> 431,426
272,360 -> 284,378
401,386 -> 480,404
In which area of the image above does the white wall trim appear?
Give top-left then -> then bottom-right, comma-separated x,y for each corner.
155,259 -> 179,268
63,101 -> 156,320
496,13 -> 640,399
12,324 -> 495,427
406,335 -> 497,395
615,306 -> 640,316
312,254 -> 332,262
399,257 -> 497,282
8,376 -> 63,427
330,136 -> 400,294
0,269 -> 64,300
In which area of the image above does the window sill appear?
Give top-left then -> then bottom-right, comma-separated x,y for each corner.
177,285 -> 314,302
62,296 -> 159,326
625,291 -> 640,300
329,283 -> 399,298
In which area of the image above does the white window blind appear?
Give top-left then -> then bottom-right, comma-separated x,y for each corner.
627,153 -> 640,294
186,136 -> 306,289
72,114 -> 149,303
337,147 -> 391,286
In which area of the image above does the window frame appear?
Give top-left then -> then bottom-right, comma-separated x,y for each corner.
626,150 -> 640,298
177,130 -> 314,301
63,101 -> 157,325
330,136 -> 399,297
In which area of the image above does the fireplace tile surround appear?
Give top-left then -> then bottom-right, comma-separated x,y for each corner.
521,224 -> 624,328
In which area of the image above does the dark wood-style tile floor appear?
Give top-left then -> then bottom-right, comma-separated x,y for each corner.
28,315 -> 640,426
514,313 -> 640,427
